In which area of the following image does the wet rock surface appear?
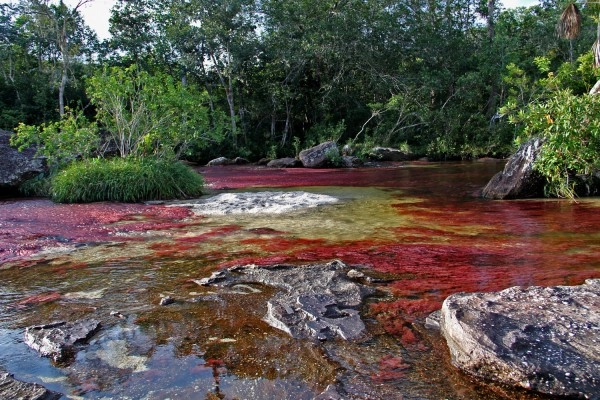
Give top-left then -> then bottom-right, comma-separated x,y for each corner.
436,279 -> 600,398
482,137 -> 545,199
24,319 -> 101,362
266,157 -> 303,168
0,368 -> 60,400
169,191 -> 339,215
299,141 -> 338,168
0,130 -> 45,192
196,260 -> 375,341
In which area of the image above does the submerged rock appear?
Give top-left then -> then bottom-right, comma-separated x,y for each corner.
481,137 -> 545,199
435,279 -> 600,398
196,260 -> 375,341
299,141 -> 338,168
0,368 -> 60,400
169,191 -> 339,215
24,319 -> 101,362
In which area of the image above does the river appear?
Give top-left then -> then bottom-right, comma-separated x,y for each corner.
1,161 -> 599,399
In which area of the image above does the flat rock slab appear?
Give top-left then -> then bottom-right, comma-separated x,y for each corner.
438,279 -> 600,398
0,369 -> 60,400
196,260 -> 374,341
24,319 -> 101,363
170,191 -> 338,215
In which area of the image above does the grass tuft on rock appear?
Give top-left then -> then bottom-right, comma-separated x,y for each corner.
51,157 -> 203,203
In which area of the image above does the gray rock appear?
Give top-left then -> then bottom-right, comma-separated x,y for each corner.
266,157 -> 302,168
368,147 -> 410,161
299,141 -> 338,168
196,260 -> 374,341
24,319 -> 101,362
437,279 -> 600,398
159,296 -> 175,306
481,138 -> 545,199
0,130 -> 45,192
206,157 -> 233,166
233,157 -> 250,165
341,156 -> 363,168
0,368 -> 61,400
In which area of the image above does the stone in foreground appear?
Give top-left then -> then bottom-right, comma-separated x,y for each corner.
24,319 -> 101,362
437,279 -> 600,398
197,260 -> 374,341
0,368 -> 60,400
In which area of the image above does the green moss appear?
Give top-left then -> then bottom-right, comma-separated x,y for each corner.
51,158 -> 203,203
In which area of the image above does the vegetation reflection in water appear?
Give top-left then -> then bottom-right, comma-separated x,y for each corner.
1,163 -> 600,399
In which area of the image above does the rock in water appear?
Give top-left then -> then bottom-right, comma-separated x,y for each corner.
196,261 -> 374,341
0,368 -> 61,400
481,137 -> 545,199
368,147 -> 410,162
438,279 -> 600,398
24,319 -> 101,362
299,141 -> 338,168
266,157 -> 303,168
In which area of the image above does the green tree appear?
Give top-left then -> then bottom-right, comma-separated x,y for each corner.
86,64 -> 225,159
19,0 -> 98,116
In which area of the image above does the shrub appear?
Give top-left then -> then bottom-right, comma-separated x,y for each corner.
508,89 -> 600,198
51,158 -> 203,203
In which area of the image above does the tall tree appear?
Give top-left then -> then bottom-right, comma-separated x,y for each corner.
20,0 -> 97,116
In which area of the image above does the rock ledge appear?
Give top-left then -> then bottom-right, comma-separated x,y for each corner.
436,279 -> 600,398
196,260 -> 374,341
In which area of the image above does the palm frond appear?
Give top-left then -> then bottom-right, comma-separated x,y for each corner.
557,3 -> 582,40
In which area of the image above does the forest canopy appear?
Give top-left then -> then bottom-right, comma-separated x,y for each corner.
1,0 -> 599,163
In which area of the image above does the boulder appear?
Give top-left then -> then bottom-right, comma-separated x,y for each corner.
436,279 -> 600,398
233,157 -> 250,165
0,130 -> 45,192
368,147 -> 410,162
206,157 -> 233,167
266,157 -> 302,168
196,260 -> 375,341
0,368 -> 60,400
257,158 -> 271,166
481,138 -> 545,199
24,319 -> 101,363
299,141 -> 338,168
341,156 -> 363,168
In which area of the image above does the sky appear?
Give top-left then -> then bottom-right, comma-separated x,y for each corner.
2,0 -> 541,41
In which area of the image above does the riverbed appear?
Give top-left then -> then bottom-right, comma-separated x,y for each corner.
1,161 -> 599,399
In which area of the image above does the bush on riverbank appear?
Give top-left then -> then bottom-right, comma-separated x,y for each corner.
507,89 -> 600,198
51,158 -> 203,203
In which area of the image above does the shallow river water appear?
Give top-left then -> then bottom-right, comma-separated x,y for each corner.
1,161 -> 599,399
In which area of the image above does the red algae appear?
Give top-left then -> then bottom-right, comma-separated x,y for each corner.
15,291 -> 61,307
0,199 -> 199,265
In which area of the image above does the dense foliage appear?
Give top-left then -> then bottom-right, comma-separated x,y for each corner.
51,158 -> 204,203
2,0 -> 600,198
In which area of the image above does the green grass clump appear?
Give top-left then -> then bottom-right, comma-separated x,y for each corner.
51,158 -> 203,203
